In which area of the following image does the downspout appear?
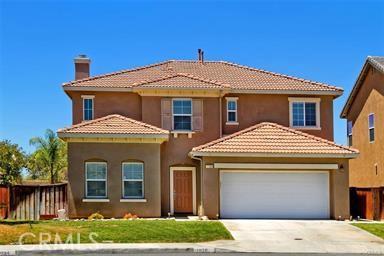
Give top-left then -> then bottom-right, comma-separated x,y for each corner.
191,154 -> 204,217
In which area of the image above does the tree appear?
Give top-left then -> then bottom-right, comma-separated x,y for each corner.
29,129 -> 67,184
0,140 -> 26,185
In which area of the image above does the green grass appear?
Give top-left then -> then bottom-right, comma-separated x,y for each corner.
0,220 -> 233,245
352,223 -> 384,239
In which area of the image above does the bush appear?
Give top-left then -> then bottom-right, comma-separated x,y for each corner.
88,212 -> 104,220
123,213 -> 138,220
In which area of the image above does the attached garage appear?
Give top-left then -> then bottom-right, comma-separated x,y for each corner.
190,122 -> 358,220
220,171 -> 330,219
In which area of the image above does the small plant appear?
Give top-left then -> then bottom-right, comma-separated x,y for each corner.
123,213 -> 138,220
88,212 -> 104,220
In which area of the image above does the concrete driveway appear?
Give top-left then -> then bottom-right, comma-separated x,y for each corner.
206,220 -> 384,254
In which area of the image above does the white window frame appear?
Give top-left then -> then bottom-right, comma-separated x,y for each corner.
347,120 -> 353,146
172,98 -> 193,131
85,162 -> 107,199
122,162 -> 144,199
82,95 -> 94,121
289,97 -> 321,129
368,113 -> 375,143
226,97 -> 238,125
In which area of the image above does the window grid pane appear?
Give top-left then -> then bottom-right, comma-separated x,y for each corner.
122,163 -> 144,198
305,103 -> 316,126
83,98 -> 93,120
228,101 -> 236,111
369,114 -> 374,128
86,162 -> 106,198
347,121 -> 353,135
172,100 -> 192,130
369,128 -> 375,142
228,111 -> 236,122
292,102 -> 304,126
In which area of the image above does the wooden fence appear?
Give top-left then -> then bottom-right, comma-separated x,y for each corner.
350,187 -> 383,220
0,183 -> 67,220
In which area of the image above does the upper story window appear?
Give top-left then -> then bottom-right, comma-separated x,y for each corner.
347,121 -> 353,146
226,97 -> 238,124
172,99 -> 192,131
289,98 -> 320,129
368,113 -> 375,142
85,162 -> 107,198
122,162 -> 144,199
82,95 -> 94,121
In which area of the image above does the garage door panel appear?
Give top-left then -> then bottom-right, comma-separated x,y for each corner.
220,171 -> 330,219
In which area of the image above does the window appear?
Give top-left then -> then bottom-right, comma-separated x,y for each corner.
347,121 -> 353,146
122,162 -> 144,198
85,162 -> 107,198
226,98 -> 238,123
172,99 -> 192,131
369,113 -> 375,142
289,98 -> 320,128
82,96 -> 94,121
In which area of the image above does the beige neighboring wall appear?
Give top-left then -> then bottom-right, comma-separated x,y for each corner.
67,142 -> 161,218
346,67 -> 384,187
201,157 -> 350,220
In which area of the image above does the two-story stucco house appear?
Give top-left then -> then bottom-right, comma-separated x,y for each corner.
58,52 -> 358,219
341,56 -> 384,220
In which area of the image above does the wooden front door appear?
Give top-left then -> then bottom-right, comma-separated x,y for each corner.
173,171 -> 193,213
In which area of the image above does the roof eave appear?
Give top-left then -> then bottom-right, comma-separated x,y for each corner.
189,151 -> 358,159
57,132 -> 169,139
340,56 -> 384,118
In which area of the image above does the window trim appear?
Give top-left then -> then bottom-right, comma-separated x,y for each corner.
226,97 -> 238,125
121,162 -> 144,199
288,97 -> 321,129
172,98 -> 193,131
368,113 -> 375,143
82,95 -> 94,121
85,161 -> 107,199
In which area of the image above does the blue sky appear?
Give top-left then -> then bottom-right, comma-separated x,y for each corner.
0,0 -> 383,153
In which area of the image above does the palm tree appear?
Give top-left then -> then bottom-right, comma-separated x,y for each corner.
29,129 -> 67,184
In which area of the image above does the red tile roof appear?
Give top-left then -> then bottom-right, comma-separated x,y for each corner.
191,122 -> 358,158
63,60 -> 342,94
57,114 -> 169,137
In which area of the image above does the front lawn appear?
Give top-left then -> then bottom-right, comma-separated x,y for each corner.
0,220 -> 233,245
352,223 -> 384,239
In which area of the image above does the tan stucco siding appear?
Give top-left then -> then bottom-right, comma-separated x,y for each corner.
222,94 -> 334,141
66,91 -> 337,215
346,68 -> 384,187
201,157 -> 350,220
69,91 -> 142,125
67,142 -> 161,218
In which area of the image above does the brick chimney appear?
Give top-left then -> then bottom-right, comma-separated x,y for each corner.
74,54 -> 91,80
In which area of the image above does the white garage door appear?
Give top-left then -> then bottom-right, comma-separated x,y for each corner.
220,171 -> 330,219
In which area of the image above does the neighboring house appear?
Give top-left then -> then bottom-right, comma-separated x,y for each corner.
58,52 -> 358,219
341,56 -> 384,220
